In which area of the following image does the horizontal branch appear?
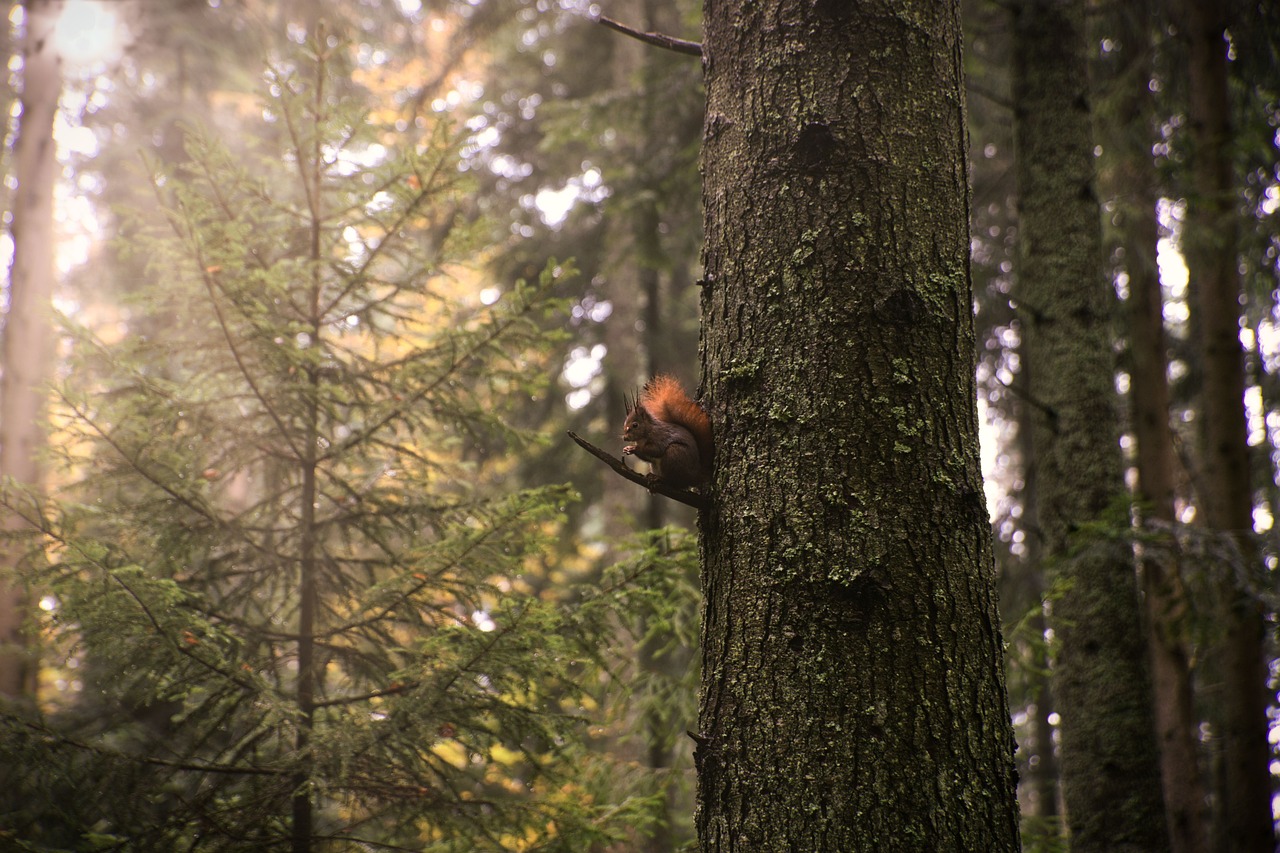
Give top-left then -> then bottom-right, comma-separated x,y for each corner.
567,431 -> 707,510
596,14 -> 702,58
311,681 -> 415,709
14,719 -> 281,776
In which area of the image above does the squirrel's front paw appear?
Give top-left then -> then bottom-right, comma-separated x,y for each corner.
622,444 -> 636,456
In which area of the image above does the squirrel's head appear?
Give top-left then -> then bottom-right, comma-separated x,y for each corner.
621,391 -> 654,439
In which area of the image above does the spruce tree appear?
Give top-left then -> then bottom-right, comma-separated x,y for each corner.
1,36 -> 653,852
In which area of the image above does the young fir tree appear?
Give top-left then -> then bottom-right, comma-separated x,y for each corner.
0,37 -> 655,852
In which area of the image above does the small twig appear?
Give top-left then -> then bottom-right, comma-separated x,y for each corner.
993,373 -> 1058,429
966,80 -> 1013,111
595,14 -> 703,58
567,431 -> 708,510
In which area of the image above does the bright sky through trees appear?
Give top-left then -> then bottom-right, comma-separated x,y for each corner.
49,0 -> 124,67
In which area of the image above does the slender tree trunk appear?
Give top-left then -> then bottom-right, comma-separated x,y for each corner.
1179,2 -> 1274,850
0,1 -> 17,159
290,44 -> 330,853
1126,139 -> 1211,853
0,0 -> 62,700
1010,0 -> 1170,849
292,443 -> 317,853
1015,392 -> 1062,823
633,9 -> 686,848
1100,3 -> 1209,849
695,1 -> 1020,848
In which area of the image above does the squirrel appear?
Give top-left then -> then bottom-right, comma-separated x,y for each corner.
621,374 -> 713,489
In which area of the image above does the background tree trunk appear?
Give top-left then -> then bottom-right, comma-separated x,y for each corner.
1097,2 -> 1208,848
1010,0 -> 1170,849
1179,2 -> 1274,850
695,1 -> 1020,848
630,7 -> 699,849
1014,392 -> 1063,823
0,0 -> 62,700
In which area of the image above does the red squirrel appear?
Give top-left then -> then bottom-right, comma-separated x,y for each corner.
621,374 -> 713,489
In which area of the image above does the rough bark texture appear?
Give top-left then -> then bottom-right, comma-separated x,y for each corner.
695,1 -> 1020,849
1102,3 -> 1209,849
1180,2 -> 1275,850
1011,0 -> 1170,850
0,0 -> 62,700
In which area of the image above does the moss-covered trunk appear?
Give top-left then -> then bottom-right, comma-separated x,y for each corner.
1011,0 -> 1169,849
694,1 -> 1020,848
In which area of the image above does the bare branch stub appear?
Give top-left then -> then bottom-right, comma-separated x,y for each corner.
595,14 -> 703,58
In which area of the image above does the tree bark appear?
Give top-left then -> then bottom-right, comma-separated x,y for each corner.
1010,0 -> 1170,850
695,1 -> 1020,849
0,0 -> 62,700
1179,2 -> 1274,850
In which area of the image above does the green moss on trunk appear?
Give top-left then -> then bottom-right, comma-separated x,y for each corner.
695,1 -> 1020,849
1011,0 -> 1170,849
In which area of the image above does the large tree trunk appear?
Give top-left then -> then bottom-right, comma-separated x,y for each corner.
0,0 -> 62,700
1099,2 -> 1209,849
1010,0 -> 1170,849
1180,2 -> 1274,850
695,1 -> 1020,848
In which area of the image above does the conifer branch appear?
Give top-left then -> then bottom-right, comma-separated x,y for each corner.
12,719 -> 281,776
317,520 -> 510,640
26,525 -> 262,694
199,263 -> 308,461
319,132 -> 461,322
110,571 -> 257,691
56,391 -> 217,517
322,283 -> 551,464
150,171 -> 306,464
311,681 -> 415,709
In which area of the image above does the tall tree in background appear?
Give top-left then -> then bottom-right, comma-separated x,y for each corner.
610,7 -> 703,850
469,0 -> 703,498
963,0 -> 1066,828
1179,2 -> 1274,850
458,6 -> 707,844
1096,2 -> 1208,848
0,0 -> 62,700
1010,0 -> 1170,849
696,0 -> 1019,847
